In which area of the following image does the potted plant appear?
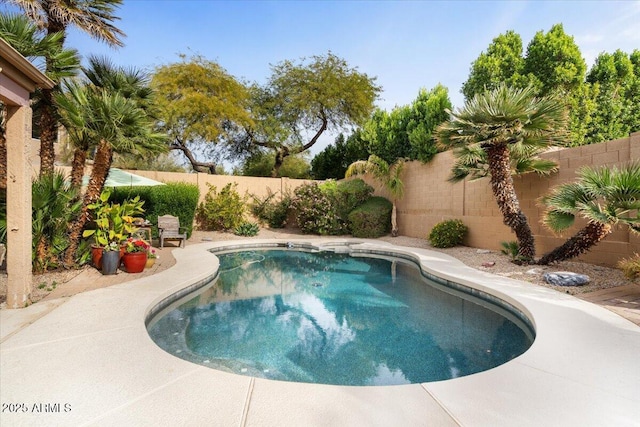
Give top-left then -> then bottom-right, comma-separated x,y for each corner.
83,189 -> 145,271
145,247 -> 158,269
122,237 -> 149,273
101,242 -> 121,275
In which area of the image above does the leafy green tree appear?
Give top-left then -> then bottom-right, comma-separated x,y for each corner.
362,85 -> 451,165
311,132 -> 369,179
585,50 -> 640,143
406,85 -> 452,161
239,151 -> 311,178
462,24 -> 599,145
151,55 -> 254,173
435,84 -> 569,262
538,162 -> 640,265
243,52 -> 381,177
7,0 -> 124,176
523,24 -> 586,96
462,30 -> 526,100
361,108 -> 410,164
345,155 -> 405,237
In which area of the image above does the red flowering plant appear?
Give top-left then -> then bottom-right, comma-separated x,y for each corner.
124,237 -> 150,254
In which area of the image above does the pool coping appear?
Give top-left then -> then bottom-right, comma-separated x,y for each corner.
1,238 -> 639,426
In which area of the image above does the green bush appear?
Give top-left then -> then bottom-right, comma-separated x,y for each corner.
348,197 -> 392,238
292,183 -> 345,235
196,183 -> 247,231
111,182 -> 199,238
322,178 -> 373,222
291,179 -> 373,235
234,221 -> 260,237
32,171 -> 82,271
500,241 -> 520,259
428,219 -> 468,248
250,190 -> 292,228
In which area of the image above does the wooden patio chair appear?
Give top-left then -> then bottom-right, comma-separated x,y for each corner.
157,215 -> 188,248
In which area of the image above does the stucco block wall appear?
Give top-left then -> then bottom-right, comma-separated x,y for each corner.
393,132 -> 639,267
128,170 -> 317,206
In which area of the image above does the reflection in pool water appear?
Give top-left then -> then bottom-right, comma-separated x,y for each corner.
148,249 -> 533,386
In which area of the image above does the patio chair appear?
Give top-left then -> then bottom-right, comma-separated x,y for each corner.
158,215 -> 187,248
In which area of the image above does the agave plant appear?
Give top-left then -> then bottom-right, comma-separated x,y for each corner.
538,162 -> 640,265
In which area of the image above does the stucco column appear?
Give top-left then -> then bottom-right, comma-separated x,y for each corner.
5,105 -> 32,308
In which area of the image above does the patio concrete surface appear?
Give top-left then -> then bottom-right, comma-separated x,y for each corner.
1,239 -> 639,426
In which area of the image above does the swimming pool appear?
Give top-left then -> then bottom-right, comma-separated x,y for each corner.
148,246 -> 534,385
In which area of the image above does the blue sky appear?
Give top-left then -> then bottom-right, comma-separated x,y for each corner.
4,0 -> 639,158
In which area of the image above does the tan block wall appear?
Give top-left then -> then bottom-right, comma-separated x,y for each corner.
128,170 -> 317,205
392,132 -> 639,267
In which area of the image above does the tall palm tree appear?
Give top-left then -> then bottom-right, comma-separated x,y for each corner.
61,56 -> 158,189
0,13 -> 80,187
435,84 -> 568,262
57,83 -> 165,266
538,162 -> 640,265
8,0 -> 125,176
346,155 -> 405,236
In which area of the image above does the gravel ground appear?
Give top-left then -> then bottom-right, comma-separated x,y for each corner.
0,229 -> 635,307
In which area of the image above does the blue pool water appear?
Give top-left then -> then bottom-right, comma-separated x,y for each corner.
147,249 -> 534,386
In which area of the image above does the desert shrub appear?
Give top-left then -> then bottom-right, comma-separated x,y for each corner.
618,253 -> 640,280
500,241 -> 519,259
348,197 -> 392,238
196,183 -> 247,231
292,183 -> 344,235
428,219 -> 468,248
234,221 -> 260,237
250,190 -> 292,228
111,182 -> 199,238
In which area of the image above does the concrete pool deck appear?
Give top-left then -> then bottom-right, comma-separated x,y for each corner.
1,238 -> 639,426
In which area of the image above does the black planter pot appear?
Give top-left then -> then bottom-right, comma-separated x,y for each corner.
101,250 -> 120,275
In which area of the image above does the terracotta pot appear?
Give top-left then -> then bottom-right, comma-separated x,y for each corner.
122,251 -> 147,273
91,245 -> 103,269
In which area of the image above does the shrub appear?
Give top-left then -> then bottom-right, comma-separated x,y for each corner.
196,183 -> 247,231
428,219 -> 468,248
500,241 -> 520,259
32,171 -> 82,272
292,183 -> 344,235
322,178 -> 373,222
348,197 -> 392,238
618,253 -> 640,280
111,182 -> 199,238
234,221 -> 260,237
250,190 -> 292,228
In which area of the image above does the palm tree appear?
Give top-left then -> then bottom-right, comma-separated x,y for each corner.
346,155 -> 405,236
32,170 -> 81,272
538,162 -> 640,265
60,56 -> 158,190
8,0 -> 125,176
435,84 -> 568,262
0,13 -> 80,186
57,83 -> 165,266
